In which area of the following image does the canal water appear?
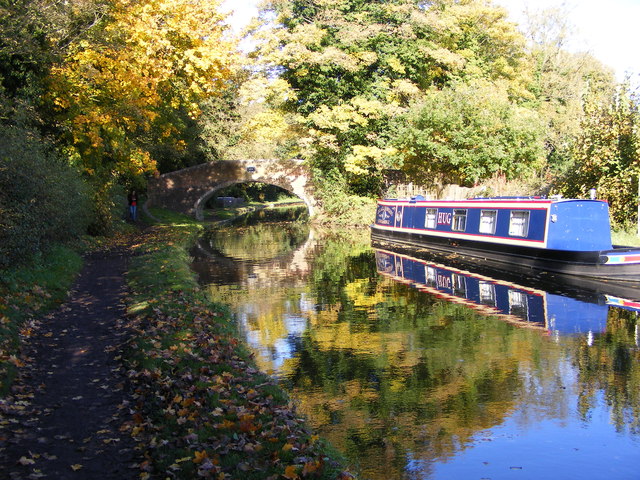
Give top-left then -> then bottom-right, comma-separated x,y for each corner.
191,210 -> 640,480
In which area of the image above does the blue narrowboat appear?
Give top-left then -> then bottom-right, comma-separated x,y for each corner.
371,196 -> 640,282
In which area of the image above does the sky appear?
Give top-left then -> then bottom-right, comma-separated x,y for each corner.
494,0 -> 640,82
221,0 -> 640,83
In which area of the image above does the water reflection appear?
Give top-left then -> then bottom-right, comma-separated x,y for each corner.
374,248 -> 614,337
192,217 -> 640,480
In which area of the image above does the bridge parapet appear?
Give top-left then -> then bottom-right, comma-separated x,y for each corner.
146,159 -> 316,220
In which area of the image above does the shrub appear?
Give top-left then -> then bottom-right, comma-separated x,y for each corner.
0,126 -> 92,267
313,169 -> 377,227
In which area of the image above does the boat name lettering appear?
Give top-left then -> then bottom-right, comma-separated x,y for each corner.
437,274 -> 451,289
437,212 -> 452,225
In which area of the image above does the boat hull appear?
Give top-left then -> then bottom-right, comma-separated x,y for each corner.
371,224 -> 640,283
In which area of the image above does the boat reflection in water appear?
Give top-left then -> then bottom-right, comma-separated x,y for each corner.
374,246 -> 640,339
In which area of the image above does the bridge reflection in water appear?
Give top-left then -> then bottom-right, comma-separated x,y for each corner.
375,248 -> 640,340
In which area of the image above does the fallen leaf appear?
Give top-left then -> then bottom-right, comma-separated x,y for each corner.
283,465 -> 299,479
193,450 -> 208,464
302,461 -> 321,475
70,464 -> 83,471
9,356 -> 25,367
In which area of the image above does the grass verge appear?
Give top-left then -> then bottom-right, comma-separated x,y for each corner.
124,212 -> 353,479
612,228 -> 640,247
0,245 -> 84,395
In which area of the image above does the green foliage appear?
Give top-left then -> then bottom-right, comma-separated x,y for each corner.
396,80 -> 545,185
211,182 -> 296,203
313,169 -> 378,226
520,6 -> 616,176
558,84 -> 640,228
85,180 -> 122,236
254,0 -> 534,198
0,126 -> 92,268
196,82 -> 244,163
0,0 -> 56,99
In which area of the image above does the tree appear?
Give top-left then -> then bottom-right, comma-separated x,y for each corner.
518,6 -> 616,176
47,0 -> 238,181
0,125 -> 92,267
252,0 -> 533,196
199,75 -> 302,162
395,79 -> 545,186
558,84 -> 640,228
0,1 -> 102,246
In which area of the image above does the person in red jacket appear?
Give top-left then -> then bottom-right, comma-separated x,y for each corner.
127,190 -> 138,221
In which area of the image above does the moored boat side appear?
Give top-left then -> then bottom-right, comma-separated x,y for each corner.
371,196 -> 640,282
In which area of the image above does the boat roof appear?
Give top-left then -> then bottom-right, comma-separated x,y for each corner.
380,196 -> 606,204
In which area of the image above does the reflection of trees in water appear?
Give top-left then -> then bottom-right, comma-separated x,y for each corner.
204,220 -> 309,261
278,238 -> 639,479
575,307 -> 640,434
198,224 -> 640,480
283,264 -> 566,480
229,206 -> 308,226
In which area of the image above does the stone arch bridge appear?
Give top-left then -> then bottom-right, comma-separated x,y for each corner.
146,159 -> 316,220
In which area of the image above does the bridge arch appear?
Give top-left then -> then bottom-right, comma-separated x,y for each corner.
146,159 -> 316,220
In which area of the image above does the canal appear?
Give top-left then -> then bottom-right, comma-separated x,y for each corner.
191,209 -> 640,480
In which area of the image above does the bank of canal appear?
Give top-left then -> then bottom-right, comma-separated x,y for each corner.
192,211 -> 640,480
123,213 -> 354,480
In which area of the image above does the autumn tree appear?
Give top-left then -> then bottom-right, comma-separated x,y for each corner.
47,0 -> 236,175
44,0 -> 237,231
0,1 -> 98,256
252,0 -> 537,199
198,74 -> 302,162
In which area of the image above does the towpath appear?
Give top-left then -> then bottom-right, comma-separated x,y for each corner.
0,243 -> 138,479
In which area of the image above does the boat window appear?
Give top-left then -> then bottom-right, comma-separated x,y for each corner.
479,282 -> 496,306
452,209 -> 467,231
509,210 -> 530,237
479,210 -> 497,234
426,266 -> 437,287
425,208 -> 438,229
508,290 -> 528,319
452,274 -> 466,296
395,206 -> 404,228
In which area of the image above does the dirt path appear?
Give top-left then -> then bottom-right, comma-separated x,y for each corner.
0,246 -> 138,479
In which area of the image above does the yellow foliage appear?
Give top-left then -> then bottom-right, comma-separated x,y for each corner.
48,0 -> 238,176
385,56 -> 406,74
343,279 -> 387,307
344,145 -> 398,176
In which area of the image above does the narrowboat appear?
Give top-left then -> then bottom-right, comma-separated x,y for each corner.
374,248 -> 640,336
371,196 -> 640,282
